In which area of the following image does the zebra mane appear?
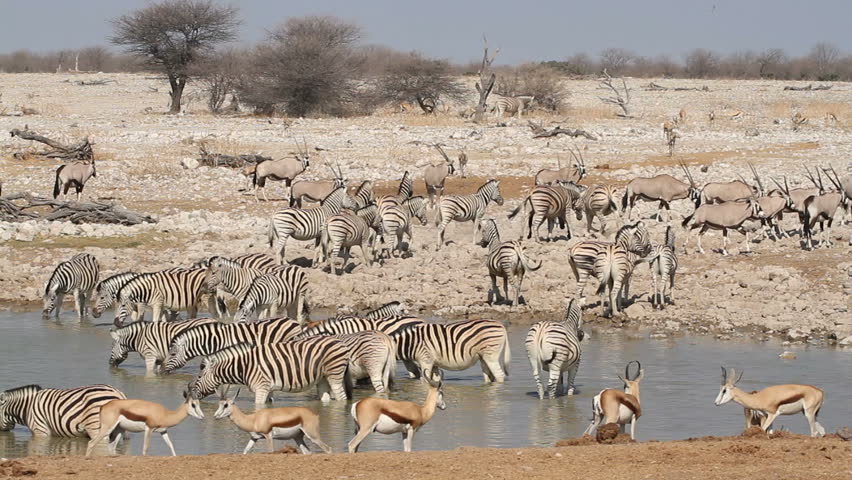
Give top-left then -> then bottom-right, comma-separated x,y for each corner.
209,256 -> 241,270
563,299 -> 582,330
112,320 -> 148,336
174,321 -> 221,344
320,186 -> 347,204
95,272 -> 138,292
2,384 -> 43,398
365,301 -> 404,319
477,179 -> 499,192
203,342 -> 255,367
664,225 -> 676,249
355,180 -> 373,197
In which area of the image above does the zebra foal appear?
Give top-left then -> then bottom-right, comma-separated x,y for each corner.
508,180 -> 585,242
526,299 -> 584,399
232,266 -> 310,324
436,179 -> 504,248
203,254 -> 277,318
42,253 -> 99,320
108,318 -> 218,374
477,219 -> 541,306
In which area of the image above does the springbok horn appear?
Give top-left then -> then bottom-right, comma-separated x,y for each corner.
721,366 -> 727,384
734,369 -> 744,385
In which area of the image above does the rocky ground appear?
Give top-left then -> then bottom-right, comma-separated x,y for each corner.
0,73 -> 850,343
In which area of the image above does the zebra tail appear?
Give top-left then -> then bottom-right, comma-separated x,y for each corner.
268,219 -> 278,247
507,196 -> 529,220
501,334 -> 511,377
52,166 -> 64,199
520,248 -> 543,272
620,187 -> 629,210
596,257 -> 612,296
434,199 -> 443,227
343,364 -> 354,400
383,340 -> 396,392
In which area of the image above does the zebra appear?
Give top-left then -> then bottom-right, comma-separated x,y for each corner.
477,219 -> 541,306
268,187 -> 357,265
296,314 -> 423,340
42,253 -> 99,320
525,299 -> 584,399
392,319 -> 511,382
568,222 -> 651,311
91,271 -> 138,319
647,225 -> 678,309
364,301 -> 407,319
162,318 -> 302,373
108,318 -> 218,374
233,266 -> 310,324
581,184 -> 620,235
336,330 -> 396,394
489,93 -> 534,117
0,384 -> 129,444
436,179 -> 504,248
508,180 -> 586,242
204,255 -> 279,318
113,267 -> 212,327
348,180 -> 375,209
321,210 -> 377,275
188,337 -> 351,405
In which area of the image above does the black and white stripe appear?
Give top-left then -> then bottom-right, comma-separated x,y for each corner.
525,299 -> 584,399
295,314 -> 423,339
392,319 -> 510,382
436,179 -> 504,248
108,317 -> 218,373
336,331 -> 396,394
581,184 -> 620,234
489,93 -> 534,117
162,317 -> 301,373
321,210 -> 376,274
42,253 -> 99,320
91,271 -> 138,318
233,266 -> 310,324
478,219 -> 541,306
114,267 -> 211,326
508,180 -> 585,242
188,337 -> 351,404
348,180 -> 375,209
205,254 -> 278,318
647,225 -> 678,309
0,384 -> 125,438
364,301 -> 407,319
268,187 -> 356,265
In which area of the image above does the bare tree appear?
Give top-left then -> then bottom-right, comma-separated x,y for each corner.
810,42 -> 840,79
684,49 -> 719,78
193,48 -> 245,113
77,47 -> 112,72
376,52 -> 465,113
756,48 -> 786,78
111,0 -> 239,113
598,69 -> 631,118
495,63 -> 568,112
240,16 -> 362,117
599,48 -> 634,75
473,36 -> 499,124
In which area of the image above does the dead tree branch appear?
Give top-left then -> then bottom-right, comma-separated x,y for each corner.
598,69 -> 632,118
643,82 -> 709,92
197,143 -> 271,168
75,79 -> 116,86
783,84 -> 832,91
0,193 -> 155,225
473,36 -> 499,124
528,120 -> 598,140
9,127 -> 94,160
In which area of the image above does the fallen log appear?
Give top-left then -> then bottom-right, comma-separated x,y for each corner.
528,121 -> 597,140
9,127 -> 93,160
198,144 -> 272,168
783,84 -> 832,91
643,82 -> 709,92
0,193 -> 155,225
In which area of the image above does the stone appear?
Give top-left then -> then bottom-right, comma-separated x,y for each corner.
180,157 -> 200,169
838,335 -> 852,347
778,351 -> 797,360
785,328 -> 809,342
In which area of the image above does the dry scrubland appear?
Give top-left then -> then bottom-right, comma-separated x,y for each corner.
0,73 -> 850,343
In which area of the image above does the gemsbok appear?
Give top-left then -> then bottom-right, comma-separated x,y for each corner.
85,390 -> 204,456
214,387 -> 332,454
288,160 -> 347,208
53,159 -> 96,202
534,146 -> 587,186
253,140 -> 311,202
682,192 -> 765,255
424,144 -> 455,207
801,166 -> 848,249
348,369 -> 445,453
583,361 -> 644,440
714,367 -> 825,437
621,161 -> 700,222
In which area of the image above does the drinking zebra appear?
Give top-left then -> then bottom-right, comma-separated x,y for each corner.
188,337 -> 351,404
162,318 -> 302,373
321,209 -> 377,275
364,301 -> 407,319
489,93 -> 534,117
203,253 -> 277,317
91,271 -> 138,319
113,267 -> 211,326
581,184 -> 620,235
647,225 -> 678,309
436,179 -> 504,248
0,384 -> 128,443
508,180 -> 585,242
525,299 -> 584,399
232,266 -> 310,324
392,319 -> 510,382
42,253 -> 99,320
268,187 -> 357,265
477,219 -> 541,306
109,318 -> 219,374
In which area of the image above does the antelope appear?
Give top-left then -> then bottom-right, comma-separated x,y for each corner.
288,160 -> 347,207
214,387 -> 332,454
700,175 -> 755,204
53,159 -> 96,202
348,369 -> 446,453
85,390 -> 204,456
458,149 -> 468,178
534,145 -> 586,185
801,166 -> 847,249
424,144 -> 455,207
621,161 -> 700,222
252,139 -> 311,202
714,367 -> 825,437
662,117 -> 678,144
682,193 -> 765,255
584,361 -> 643,440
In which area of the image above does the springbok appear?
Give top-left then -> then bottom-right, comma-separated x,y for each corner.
621,161 -> 700,222
214,387 -> 332,454
458,149 -> 468,178
348,369 -> 446,453
584,361 -> 644,440
252,140 -> 311,202
288,160 -> 347,207
534,146 -> 587,185
53,159 -> 96,202
423,144 -> 455,207
682,191 -> 765,255
85,390 -> 204,456
714,367 -> 825,437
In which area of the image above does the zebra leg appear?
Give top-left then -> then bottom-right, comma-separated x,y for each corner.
73,288 -> 84,319
403,360 -> 421,379
650,268 -> 659,309
254,387 -> 271,406
482,355 -> 506,383
487,274 -> 498,304
502,276 -> 510,305
152,304 -> 164,322
547,367 -> 561,398
529,358 -> 544,399
144,356 -> 157,375
565,364 -> 578,395
532,213 -> 545,243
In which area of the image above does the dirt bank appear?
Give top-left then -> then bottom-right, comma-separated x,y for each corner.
4,433 -> 849,480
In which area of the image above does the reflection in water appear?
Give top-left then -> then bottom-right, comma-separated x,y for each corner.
1,310 -> 851,457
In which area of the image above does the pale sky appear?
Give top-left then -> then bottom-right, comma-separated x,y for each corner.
1,0 -> 850,63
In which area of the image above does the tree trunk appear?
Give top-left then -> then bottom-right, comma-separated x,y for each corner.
168,76 -> 187,114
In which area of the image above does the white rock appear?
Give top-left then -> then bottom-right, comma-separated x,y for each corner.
181,157 -> 200,169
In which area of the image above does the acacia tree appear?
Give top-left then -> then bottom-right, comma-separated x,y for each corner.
111,0 -> 239,113
377,53 -> 465,113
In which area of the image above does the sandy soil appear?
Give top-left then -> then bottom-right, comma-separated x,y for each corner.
3,433 -> 849,479
0,73 -> 850,342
